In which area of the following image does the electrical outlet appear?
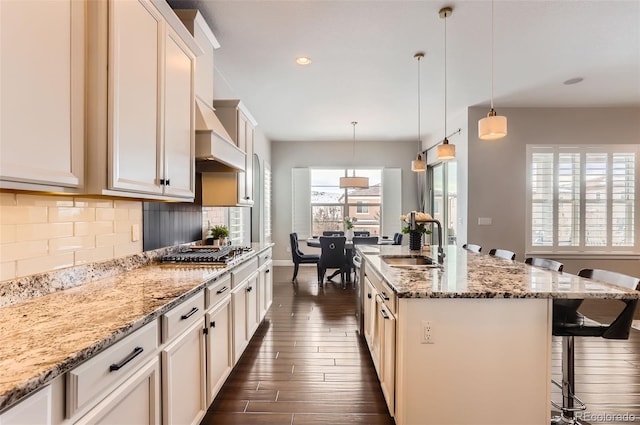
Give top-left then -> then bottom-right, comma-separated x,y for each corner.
421,320 -> 434,344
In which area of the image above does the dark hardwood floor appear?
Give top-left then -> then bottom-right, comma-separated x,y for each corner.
201,266 -> 640,425
201,266 -> 394,425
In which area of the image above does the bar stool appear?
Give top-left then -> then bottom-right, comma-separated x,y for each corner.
488,248 -> 516,260
462,243 -> 482,253
551,268 -> 639,424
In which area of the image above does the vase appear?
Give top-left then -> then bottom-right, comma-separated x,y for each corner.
345,229 -> 354,241
409,230 -> 422,251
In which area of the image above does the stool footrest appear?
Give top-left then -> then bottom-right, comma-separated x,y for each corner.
551,379 -> 586,412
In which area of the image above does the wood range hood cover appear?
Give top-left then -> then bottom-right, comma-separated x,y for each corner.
195,97 -> 246,173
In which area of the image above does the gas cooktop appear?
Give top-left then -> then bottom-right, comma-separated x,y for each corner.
161,246 -> 253,266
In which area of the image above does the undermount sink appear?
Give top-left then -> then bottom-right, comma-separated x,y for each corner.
380,255 -> 440,268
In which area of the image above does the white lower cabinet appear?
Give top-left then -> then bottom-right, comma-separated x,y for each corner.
231,280 -> 249,363
75,357 -> 160,425
258,248 -> 273,320
363,271 -> 395,417
205,296 -> 233,405
161,298 -> 206,425
0,386 -> 52,425
246,272 -> 259,338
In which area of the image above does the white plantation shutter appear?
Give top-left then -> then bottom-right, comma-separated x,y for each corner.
530,151 -> 553,246
527,145 -> 638,254
292,168 -> 311,237
612,153 -> 635,246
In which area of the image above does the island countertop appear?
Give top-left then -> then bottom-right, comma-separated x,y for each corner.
360,245 -> 640,300
0,243 -> 273,412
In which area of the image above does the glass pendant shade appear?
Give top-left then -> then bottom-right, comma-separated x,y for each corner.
411,153 -> 426,172
339,175 -> 369,189
436,138 -> 455,161
478,109 -> 507,140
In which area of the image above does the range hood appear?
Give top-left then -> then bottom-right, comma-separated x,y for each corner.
195,97 -> 245,173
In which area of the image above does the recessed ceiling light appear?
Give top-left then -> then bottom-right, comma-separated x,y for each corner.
563,77 -> 584,85
296,56 -> 311,65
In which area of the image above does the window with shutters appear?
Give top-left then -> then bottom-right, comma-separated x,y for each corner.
526,145 -> 638,255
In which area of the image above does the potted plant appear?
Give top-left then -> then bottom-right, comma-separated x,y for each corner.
208,224 -> 229,247
400,212 -> 432,250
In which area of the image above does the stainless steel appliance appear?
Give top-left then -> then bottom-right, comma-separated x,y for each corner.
353,253 -> 364,333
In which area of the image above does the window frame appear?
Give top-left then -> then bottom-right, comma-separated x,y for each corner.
525,144 -> 639,257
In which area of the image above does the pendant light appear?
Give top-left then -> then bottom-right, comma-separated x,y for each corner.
339,121 -> 369,189
478,0 -> 507,140
411,52 -> 426,172
437,7 -> 455,161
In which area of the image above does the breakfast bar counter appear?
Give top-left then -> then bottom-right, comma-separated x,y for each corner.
358,245 -> 639,425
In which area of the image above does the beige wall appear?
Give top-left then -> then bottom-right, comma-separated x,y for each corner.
271,139 -> 420,262
0,192 -> 142,281
466,107 -> 640,275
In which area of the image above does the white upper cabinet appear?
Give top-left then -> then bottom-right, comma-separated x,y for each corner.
0,0 -> 84,192
86,0 -> 200,201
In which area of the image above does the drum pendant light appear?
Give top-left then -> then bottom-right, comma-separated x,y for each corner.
437,7 -> 456,161
339,122 -> 369,189
411,52 -> 426,172
478,0 -> 507,140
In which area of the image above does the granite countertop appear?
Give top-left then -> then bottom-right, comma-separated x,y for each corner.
0,243 -> 273,412
361,245 -> 640,300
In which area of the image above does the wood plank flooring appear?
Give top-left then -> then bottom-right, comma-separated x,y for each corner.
201,266 -> 640,425
200,266 -> 394,425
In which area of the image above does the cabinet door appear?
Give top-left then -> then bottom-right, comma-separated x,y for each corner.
246,273 -> 259,337
236,112 -> 248,203
109,0 -> 162,195
161,319 -> 206,425
0,386 -> 52,425
243,119 -> 254,203
371,295 -> 384,377
363,277 -> 377,350
262,263 -> 273,317
205,297 -> 232,406
163,26 -> 195,198
380,307 -> 396,416
75,357 -> 160,425
0,0 -> 84,190
232,281 -> 248,363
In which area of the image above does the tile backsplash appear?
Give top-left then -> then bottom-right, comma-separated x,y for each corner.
0,193 -> 142,281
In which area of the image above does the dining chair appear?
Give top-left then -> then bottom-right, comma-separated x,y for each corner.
352,236 -> 379,245
354,231 -> 370,237
551,269 -> 639,423
462,243 -> 482,253
289,233 -> 320,282
392,233 -> 403,245
317,236 -> 348,286
323,231 -> 344,236
488,248 -> 516,261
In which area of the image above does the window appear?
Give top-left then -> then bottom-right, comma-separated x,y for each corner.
356,202 -> 369,214
228,207 -> 244,245
310,169 -> 382,236
526,145 -> 638,254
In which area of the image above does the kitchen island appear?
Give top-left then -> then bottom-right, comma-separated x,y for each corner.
358,245 -> 639,425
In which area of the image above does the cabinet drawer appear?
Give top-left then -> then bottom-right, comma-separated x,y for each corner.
258,248 -> 272,266
205,273 -> 231,309
231,257 -> 258,288
66,320 -> 158,418
162,291 -> 205,343
365,268 -> 396,315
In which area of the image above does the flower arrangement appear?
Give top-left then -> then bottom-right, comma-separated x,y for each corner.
344,216 -> 357,229
400,212 -> 433,235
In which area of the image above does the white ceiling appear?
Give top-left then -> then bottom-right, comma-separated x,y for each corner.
167,0 -> 640,144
